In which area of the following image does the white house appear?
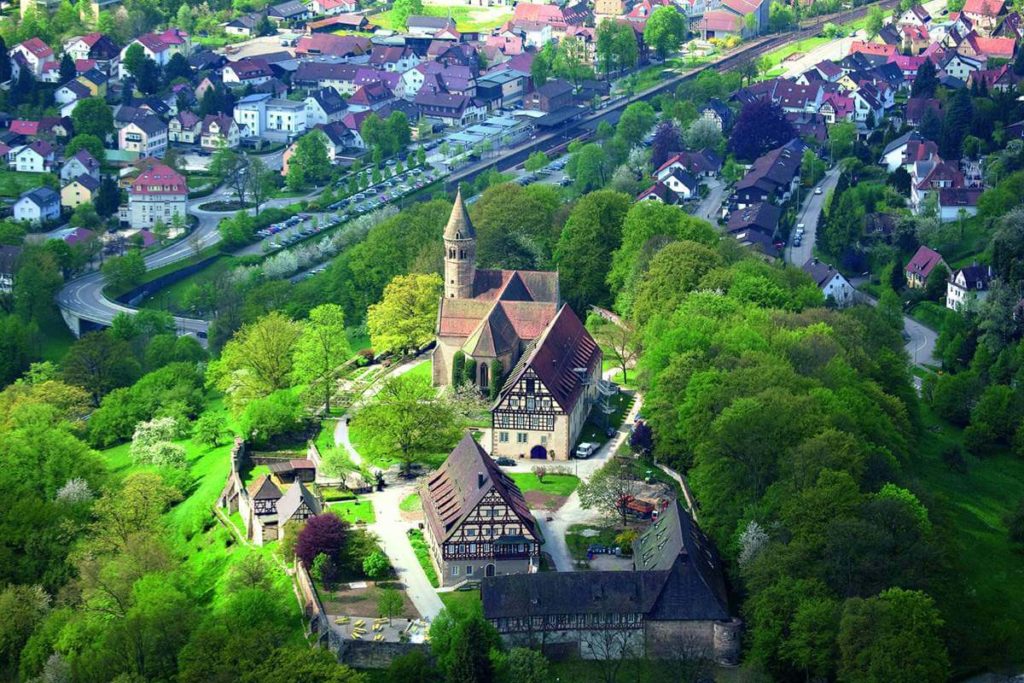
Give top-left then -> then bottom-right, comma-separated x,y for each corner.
946,264 -> 992,311
125,161 -> 188,228
304,87 -> 347,125
201,114 -> 241,149
118,116 -> 168,158
14,187 -> 60,224
266,98 -> 308,137
11,141 -> 55,173
9,38 -> 55,77
233,92 -> 271,137
802,258 -> 856,307
60,150 -> 101,183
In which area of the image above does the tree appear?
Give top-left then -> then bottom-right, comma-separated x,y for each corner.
587,314 -> 638,383
362,550 -> 390,579
729,99 -> 795,161
377,587 -> 403,624
246,157 -> 274,213
102,251 -> 147,291
293,304 -> 350,413
390,0 -> 423,29
865,5 -> 885,38
644,6 -> 685,59
617,101 -> 656,148
578,456 -> 640,525
911,58 -> 938,97
555,190 -> 631,311
212,312 -> 303,413
59,53 -> 75,83
65,130 -> 105,161
923,262 -> 949,301
523,150 -> 550,172
287,130 -> 331,189
367,273 -> 442,355
62,332 -> 140,404
0,37 -> 9,83
164,52 -> 191,83
829,121 -> 857,160
209,148 -> 250,205
941,87 -> 973,159
71,97 -> 114,141
504,648 -> 550,683
0,584 -> 50,679
295,513 -> 347,567
443,613 -> 499,683
566,142 -> 611,192
650,121 -> 682,169
553,35 -> 593,90
241,646 -> 363,683
240,390 -> 305,447
95,177 -> 121,216
631,240 -> 722,327
192,412 -> 228,448
685,117 -> 724,152
353,375 -> 462,476
837,588 -> 949,683
531,41 -> 555,87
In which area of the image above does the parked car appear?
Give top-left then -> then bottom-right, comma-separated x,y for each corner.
814,187 -> 823,195
574,442 -> 599,459
496,456 -> 516,467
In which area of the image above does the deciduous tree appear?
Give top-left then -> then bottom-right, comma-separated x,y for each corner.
293,304 -> 351,413
367,273 -> 441,355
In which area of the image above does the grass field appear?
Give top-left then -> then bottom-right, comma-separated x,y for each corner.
439,587 -> 481,614
372,5 -> 511,32
565,524 -> 621,563
0,170 -> 55,198
399,493 -> 421,512
907,406 -> 1024,671
508,472 -> 579,497
402,360 -> 432,384
138,254 -> 239,314
407,528 -> 439,588
332,499 -> 376,525
761,35 -> 830,70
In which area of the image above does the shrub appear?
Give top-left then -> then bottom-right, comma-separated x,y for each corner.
311,552 -> 338,585
131,416 -> 186,467
295,513 -> 347,568
362,550 -> 391,580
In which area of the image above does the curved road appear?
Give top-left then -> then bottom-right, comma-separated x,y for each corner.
56,149 -> 301,339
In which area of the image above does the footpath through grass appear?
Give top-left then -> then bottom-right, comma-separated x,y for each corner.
907,406 -> 1024,671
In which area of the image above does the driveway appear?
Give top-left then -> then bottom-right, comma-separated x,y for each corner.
695,178 -> 726,223
786,166 -> 841,266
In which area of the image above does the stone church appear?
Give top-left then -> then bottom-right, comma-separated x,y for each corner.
432,188 -> 561,389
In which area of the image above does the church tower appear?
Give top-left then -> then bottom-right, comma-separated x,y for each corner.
443,187 -> 476,300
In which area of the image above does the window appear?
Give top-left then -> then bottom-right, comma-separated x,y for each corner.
499,431 -> 509,443
526,397 -> 536,411
469,543 -> 476,553
517,433 -> 527,444
467,565 -> 474,575
525,379 -> 535,394
467,528 -> 476,537
452,565 -> 459,576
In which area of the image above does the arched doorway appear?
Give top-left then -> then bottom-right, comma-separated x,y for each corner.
485,564 -> 495,577
530,445 -> 547,459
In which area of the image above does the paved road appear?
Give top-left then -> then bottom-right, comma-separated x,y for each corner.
786,166 -> 842,266
694,178 -> 726,222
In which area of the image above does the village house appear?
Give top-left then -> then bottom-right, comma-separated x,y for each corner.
233,93 -> 272,137
63,33 -> 120,73
421,433 -> 542,586
524,79 -> 575,113
60,150 -> 101,183
266,98 -> 309,137
60,174 -> 100,209
223,58 -> 274,86
962,0 -> 1005,34
125,160 -> 188,228
10,141 -> 55,173
14,187 -> 60,224
699,98 -> 734,132
947,264 -> 993,310
200,114 -> 240,150
415,91 -> 485,127
119,29 -> 190,78
309,0 -> 357,15
905,245 -> 947,288
224,13 -> 263,37
802,258 -> 856,307
305,87 -> 348,125
168,111 -> 202,144
245,476 -> 322,545
9,38 -> 55,78
119,115 -> 168,158
268,0 -> 311,22
482,501 -> 740,665
728,139 -> 804,212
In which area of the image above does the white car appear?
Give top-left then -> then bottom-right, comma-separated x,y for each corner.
574,442 -> 599,459
814,187 -> 823,195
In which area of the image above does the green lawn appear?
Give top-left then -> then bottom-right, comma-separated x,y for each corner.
439,588 -> 482,614
373,5 -> 511,32
407,528 -> 439,588
402,360 -> 432,384
399,493 -> 421,512
579,390 -> 635,445
0,170 -> 55,198
907,407 -> 1024,672
508,472 -> 579,497
909,301 -> 954,332
332,499 -> 376,525
565,524 -> 621,563
761,36 -> 830,70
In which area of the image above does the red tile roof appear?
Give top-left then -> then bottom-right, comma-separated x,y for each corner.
905,245 -> 945,279
18,38 -> 53,59
130,161 -> 187,196
10,120 -> 39,136
963,0 -> 1004,17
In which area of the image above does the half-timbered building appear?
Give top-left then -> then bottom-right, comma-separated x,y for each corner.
244,475 -> 321,545
421,434 -> 542,587
482,501 -> 742,665
490,305 -> 602,461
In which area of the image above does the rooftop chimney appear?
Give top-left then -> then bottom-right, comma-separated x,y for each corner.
478,472 -> 486,488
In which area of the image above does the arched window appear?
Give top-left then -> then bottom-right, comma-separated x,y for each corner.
448,248 -> 455,259
480,362 -> 489,388
459,249 -> 465,258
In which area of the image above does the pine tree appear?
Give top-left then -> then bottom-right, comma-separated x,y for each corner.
59,53 -> 75,83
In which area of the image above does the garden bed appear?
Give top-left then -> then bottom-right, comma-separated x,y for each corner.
407,528 -> 439,588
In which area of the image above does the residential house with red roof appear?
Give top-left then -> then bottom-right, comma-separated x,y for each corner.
699,10 -> 742,39
63,33 -> 120,73
125,159 -> 188,228
958,33 -> 1016,59
294,33 -> 370,59
962,0 -> 1005,33
911,159 -> 965,213
905,245 -> 947,288
309,0 -> 357,15
9,38 -> 55,78
969,63 -> 1020,91
118,29 -> 190,78
223,58 -> 273,86
421,433 -> 542,586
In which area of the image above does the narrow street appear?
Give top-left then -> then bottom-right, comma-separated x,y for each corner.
785,166 -> 842,267
695,178 -> 726,222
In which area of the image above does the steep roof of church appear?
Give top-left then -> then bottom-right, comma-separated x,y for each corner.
444,187 -> 475,240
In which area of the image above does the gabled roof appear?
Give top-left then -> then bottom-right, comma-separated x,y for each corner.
906,245 -> 946,278
69,149 -> 100,171
497,304 -> 600,414
68,173 -> 100,192
19,186 -> 59,208
248,474 -> 282,500
963,0 -> 1004,17
276,480 -> 321,525
422,433 -> 540,544
309,87 -> 346,115
801,258 -> 844,288
17,38 -> 53,59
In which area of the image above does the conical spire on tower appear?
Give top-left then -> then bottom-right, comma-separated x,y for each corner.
444,187 -> 476,240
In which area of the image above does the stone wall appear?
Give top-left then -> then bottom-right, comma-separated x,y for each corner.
338,640 -> 430,669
